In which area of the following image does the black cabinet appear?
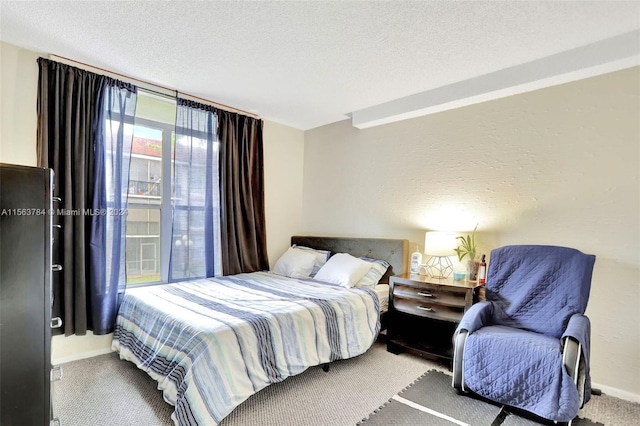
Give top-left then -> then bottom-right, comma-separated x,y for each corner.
387,273 -> 479,367
0,164 -> 60,425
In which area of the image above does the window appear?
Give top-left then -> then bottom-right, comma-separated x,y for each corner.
125,91 -> 176,285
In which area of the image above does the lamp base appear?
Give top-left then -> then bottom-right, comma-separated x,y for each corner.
424,256 -> 454,279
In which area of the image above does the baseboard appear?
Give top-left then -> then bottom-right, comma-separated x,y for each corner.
52,347 -> 115,365
592,381 -> 640,403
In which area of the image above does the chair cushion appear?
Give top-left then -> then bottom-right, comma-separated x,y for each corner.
486,245 -> 595,338
463,325 -> 580,422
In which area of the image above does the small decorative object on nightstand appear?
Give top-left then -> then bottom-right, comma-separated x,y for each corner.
387,273 -> 480,367
410,246 -> 422,274
478,254 -> 487,284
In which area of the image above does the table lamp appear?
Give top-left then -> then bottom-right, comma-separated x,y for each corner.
423,231 -> 456,279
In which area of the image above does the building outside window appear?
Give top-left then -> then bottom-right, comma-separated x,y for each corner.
124,91 -> 176,284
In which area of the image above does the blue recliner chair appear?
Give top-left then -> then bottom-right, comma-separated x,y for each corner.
452,245 -> 596,424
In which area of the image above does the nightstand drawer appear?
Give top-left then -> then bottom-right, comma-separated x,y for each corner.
393,296 -> 465,322
393,284 -> 466,308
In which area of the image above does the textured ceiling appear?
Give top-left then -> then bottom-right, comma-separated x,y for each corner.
1,1 -> 639,130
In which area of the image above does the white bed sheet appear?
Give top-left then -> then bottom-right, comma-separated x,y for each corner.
374,284 -> 390,312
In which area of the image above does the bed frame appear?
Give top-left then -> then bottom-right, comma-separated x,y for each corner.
290,235 -> 409,282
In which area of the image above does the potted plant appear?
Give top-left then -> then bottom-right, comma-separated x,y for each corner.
454,225 -> 479,281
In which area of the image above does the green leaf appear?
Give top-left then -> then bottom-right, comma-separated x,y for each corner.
454,224 -> 479,261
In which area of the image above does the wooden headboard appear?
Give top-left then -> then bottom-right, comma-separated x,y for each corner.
290,236 -> 409,284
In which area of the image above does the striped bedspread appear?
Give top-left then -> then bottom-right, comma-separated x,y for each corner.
112,271 -> 381,425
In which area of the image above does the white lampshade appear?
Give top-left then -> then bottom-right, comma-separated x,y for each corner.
424,231 -> 457,257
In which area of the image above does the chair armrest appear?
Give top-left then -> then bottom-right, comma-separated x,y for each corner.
563,337 -> 581,383
562,313 -> 590,340
455,301 -> 493,336
562,314 -> 591,408
452,301 -> 492,392
452,329 -> 468,391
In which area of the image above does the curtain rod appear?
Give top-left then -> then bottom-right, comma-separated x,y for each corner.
49,54 -> 260,119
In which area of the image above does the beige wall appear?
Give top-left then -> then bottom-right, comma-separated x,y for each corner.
0,41 -> 39,166
263,120 -> 305,266
0,41 -> 305,363
303,67 -> 640,399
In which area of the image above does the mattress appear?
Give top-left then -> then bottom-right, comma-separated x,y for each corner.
374,284 -> 390,312
112,271 -> 381,425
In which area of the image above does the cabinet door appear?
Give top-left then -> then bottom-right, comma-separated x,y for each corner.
0,165 -> 51,425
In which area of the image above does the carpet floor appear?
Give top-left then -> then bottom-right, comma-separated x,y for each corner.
53,342 -> 639,425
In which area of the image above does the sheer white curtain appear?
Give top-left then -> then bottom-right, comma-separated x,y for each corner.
169,98 -> 221,281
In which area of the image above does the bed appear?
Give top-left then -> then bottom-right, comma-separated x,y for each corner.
112,236 -> 408,425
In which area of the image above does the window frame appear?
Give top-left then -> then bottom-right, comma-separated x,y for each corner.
126,116 -> 174,287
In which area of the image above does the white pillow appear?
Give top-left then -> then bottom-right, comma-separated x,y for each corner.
272,247 -> 317,278
356,258 -> 390,287
292,245 -> 330,276
313,253 -> 372,288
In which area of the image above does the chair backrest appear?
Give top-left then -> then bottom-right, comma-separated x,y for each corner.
486,245 -> 595,338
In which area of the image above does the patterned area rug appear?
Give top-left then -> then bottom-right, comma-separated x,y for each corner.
358,370 -> 603,426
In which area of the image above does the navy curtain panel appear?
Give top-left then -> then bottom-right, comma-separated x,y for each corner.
170,99 -> 221,281
90,81 -> 137,334
218,111 -> 269,275
37,58 -> 136,335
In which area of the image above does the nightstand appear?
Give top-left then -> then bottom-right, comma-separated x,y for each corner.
387,273 -> 480,365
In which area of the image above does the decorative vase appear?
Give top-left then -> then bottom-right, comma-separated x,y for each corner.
467,258 -> 479,282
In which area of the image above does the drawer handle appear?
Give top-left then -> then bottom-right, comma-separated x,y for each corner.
417,305 -> 434,312
417,292 -> 434,298
51,365 -> 64,382
52,264 -> 63,272
51,317 -> 63,329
